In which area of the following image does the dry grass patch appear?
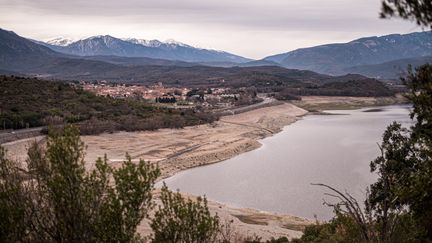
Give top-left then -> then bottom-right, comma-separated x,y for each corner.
233,214 -> 269,226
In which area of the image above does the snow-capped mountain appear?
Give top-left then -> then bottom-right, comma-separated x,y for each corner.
123,38 -> 193,49
123,38 -> 165,48
39,35 -> 251,63
46,37 -> 75,46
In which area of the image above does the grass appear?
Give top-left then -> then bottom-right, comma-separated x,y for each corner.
292,95 -> 407,112
233,215 -> 269,226
233,214 -> 309,232
282,223 -> 307,231
297,103 -> 362,111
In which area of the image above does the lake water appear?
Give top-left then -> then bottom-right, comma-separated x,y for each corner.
162,105 -> 412,220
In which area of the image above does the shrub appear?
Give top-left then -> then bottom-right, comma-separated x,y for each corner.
0,125 -> 160,242
151,184 -> 220,243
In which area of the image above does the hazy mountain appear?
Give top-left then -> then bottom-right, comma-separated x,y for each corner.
0,28 -> 63,71
39,35 -> 252,63
345,55 -> 432,80
80,55 -> 198,67
264,32 -> 432,75
194,59 -> 282,68
238,60 -> 282,67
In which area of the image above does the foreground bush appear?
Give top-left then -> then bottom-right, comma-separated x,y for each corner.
0,126 -> 233,243
151,184 -> 220,243
0,125 -> 160,242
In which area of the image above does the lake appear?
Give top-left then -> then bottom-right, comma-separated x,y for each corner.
162,105 -> 412,220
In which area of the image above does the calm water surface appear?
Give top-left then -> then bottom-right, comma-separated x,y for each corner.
162,105 -> 412,220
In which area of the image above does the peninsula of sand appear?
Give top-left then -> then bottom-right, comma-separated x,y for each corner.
2,96 -> 406,241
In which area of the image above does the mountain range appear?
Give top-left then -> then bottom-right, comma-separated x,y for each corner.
264,32 -> 432,77
28,30 -> 432,80
0,28 -> 381,90
2,27 -> 432,83
35,35 -> 251,63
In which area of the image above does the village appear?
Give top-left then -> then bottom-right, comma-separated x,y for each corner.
80,80 -> 262,111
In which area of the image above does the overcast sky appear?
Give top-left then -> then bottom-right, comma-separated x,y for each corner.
0,0 -> 422,59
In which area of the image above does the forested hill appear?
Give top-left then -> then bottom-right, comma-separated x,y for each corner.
264,31 -> 432,75
0,76 -> 216,133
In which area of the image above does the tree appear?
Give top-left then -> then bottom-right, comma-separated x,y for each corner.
367,122 -> 413,242
0,125 -> 160,242
151,184 -> 220,243
381,0 -> 432,28
368,65 -> 432,239
378,1 -> 432,238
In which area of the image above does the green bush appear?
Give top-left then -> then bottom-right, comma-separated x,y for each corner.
151,184 -> 220,243
0,125 -> 160,242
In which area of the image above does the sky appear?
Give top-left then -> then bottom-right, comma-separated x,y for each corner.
0,0 -> 422,59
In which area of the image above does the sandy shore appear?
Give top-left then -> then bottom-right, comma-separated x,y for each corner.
136,190 -> 313,242
2,96 -> 405,241
79,102 -> 308,179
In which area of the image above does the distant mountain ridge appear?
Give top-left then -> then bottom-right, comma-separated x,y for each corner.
0,28 -> 64,71
345,55 -> 432,80
264,32 -> 432,75
38,35 -> 251,63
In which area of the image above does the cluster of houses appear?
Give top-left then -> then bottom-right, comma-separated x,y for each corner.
81,81 -> 188,101
80,81 -> 256,110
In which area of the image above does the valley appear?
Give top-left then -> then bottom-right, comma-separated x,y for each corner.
0,3 -> 431,239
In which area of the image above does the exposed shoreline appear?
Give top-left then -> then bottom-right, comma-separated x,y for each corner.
2,95 -> 407,241
98,95 -> 407,180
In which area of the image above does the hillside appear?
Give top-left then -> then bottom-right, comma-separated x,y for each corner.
276,78 -> 395,98
238,60 -> 282,67
0,28 -> 62,71
0,76 -> 216,133
345,56 -> 432,80
264,32 -> 432,75
22,62 -> 334,88
80,55 -> 197,67
311,79 -> 395,96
